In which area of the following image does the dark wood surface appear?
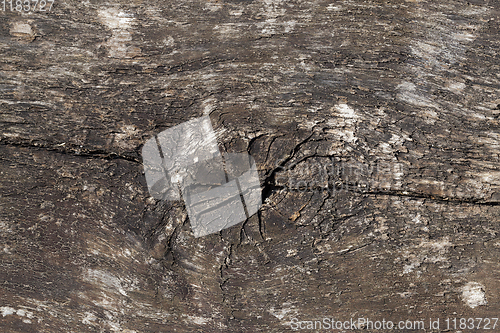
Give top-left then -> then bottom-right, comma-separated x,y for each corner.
1,0 -> 500,331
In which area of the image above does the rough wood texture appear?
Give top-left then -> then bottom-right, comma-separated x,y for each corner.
1,0 -> 500,332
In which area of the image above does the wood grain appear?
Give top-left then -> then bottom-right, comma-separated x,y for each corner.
1,0 -> 500,331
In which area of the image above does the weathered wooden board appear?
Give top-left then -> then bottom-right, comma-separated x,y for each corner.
1,0 -> 500,331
